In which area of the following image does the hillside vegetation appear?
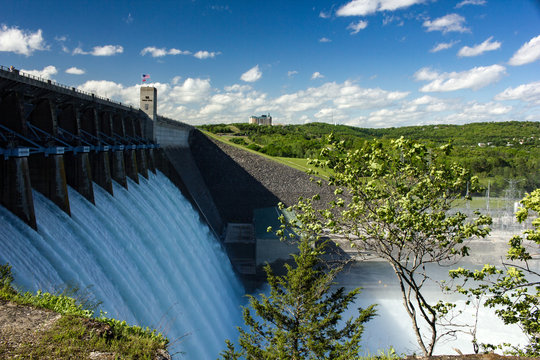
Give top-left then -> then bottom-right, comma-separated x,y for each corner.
198,121 -> 540,197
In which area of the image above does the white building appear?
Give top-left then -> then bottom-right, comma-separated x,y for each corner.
249,113 -> 272,126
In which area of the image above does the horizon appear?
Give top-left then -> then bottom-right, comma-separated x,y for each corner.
1,0 -> 539,128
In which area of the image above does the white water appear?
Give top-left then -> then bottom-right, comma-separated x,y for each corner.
0,171 -> 245,359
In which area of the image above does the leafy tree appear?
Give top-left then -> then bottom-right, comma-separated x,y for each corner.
450,189 -> 540,355
280,136 -> 492,356
221,236 -> 376,360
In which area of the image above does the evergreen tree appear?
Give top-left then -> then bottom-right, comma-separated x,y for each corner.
221,237 -> 376,360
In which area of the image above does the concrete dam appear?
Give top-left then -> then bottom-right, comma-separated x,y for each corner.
0,66 -> 335,357
0,65 -> 335,278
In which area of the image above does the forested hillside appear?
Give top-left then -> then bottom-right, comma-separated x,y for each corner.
198,121 -> 540,196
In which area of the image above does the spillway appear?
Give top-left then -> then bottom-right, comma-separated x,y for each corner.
0,171 -> 245,359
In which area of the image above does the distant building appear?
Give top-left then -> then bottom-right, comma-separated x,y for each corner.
249,113 -> 272,126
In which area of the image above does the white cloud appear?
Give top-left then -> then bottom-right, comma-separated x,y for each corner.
423,14 -> 469,33
319,10 -> 332,19
495,81 -> 540,105
430,41 -> 459,53
241,65 -> 262,82
319,37 -> 332,43
0,25 -> 47,56
415,65 -> 506,92
336,0 -> 424,17
21,65 -> 57,79
169,78 -> 212,103
508,35 -> 540,66
171,76 -> 182,85
311,72 -> 325,80
413,67 -> 439,81
455,0 -> 486,8
74,44 -> 123,56
91,45 -> 123,56
72,46 -> 87,55
288,70 -> 298,78
78,80 -> 127,99
348,20 -> 368,34
193,50 -> 220,59
458,37 -> 501,57
65,67 -> 85,75
444,101 -> 512,123
141,46 -> 191,57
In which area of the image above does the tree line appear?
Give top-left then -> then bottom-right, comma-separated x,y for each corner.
198,121 -> 540,196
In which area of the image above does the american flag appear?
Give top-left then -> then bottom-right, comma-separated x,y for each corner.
142,74 -> 150,82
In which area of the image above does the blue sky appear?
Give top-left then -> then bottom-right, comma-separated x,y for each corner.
1,0 -> 539,127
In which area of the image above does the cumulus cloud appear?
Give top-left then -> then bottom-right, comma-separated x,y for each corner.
92,45 -> 124,56
311,72 -> 325,80
444,101 -> 512,123
74,44 -> 124,56
169,78 -> 212,103
319,37 -> 332,43
241,65 -> 262,82
495,81 -> 540,105
423,14 -> 469,33
336,0 -> 424,17
193,50 -> 220,59
508,35 -> 540,66
458,37 -> 501,57
430,40 -> 459,53
65,67 -> 85,75
415,65 -> 506,92
21,65 -> 57,79
0,25 -> 47,56
78,80 -> 127,100
347,20 -> 368,34
455,0 -> 486,8
141,46 -> 191,57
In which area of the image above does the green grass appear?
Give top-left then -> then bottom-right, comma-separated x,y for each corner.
0,264 -> 169,359
202,130 -> 333,179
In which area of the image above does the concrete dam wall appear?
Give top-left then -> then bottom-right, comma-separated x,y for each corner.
0,66 -> 334,281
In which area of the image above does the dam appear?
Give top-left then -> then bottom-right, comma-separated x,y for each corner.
0,65 -> 334,357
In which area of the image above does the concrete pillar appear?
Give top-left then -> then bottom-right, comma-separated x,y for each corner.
29,153 -> 70,215
136,147 -> 149,178
111,149 -> 128,188
82,108 -> 113,195
127,116 -> 148,178
28,98 -> 70,215
146,148 -> 156,174
59,104 -> 95,204
1,154 -> 37,230
1,92 -> 28,137
101,112 -> 128,189
0,92 -> 36,229
124,146 -> 139,183
117,115 -> 138,184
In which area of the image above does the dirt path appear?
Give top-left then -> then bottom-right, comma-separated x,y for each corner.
0,298 -> 61,356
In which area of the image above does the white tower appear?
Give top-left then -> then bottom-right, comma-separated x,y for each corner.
140,86 -> 157,121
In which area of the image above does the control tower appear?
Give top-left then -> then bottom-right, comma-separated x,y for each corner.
140,86 -> 157,121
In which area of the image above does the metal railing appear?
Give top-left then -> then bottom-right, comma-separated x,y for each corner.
0,65 -> 132,111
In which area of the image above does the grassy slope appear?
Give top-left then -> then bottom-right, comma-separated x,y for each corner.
0,264 -> 169,359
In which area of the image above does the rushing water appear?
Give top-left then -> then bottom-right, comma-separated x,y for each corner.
0,171 -> 245,359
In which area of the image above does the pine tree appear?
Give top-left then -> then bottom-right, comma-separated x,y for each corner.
221,238 -> 376,360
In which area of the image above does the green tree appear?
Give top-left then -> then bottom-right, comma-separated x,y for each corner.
281,136 -> 491,356
450,189 -> 540,355
221,236 -> 376,360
